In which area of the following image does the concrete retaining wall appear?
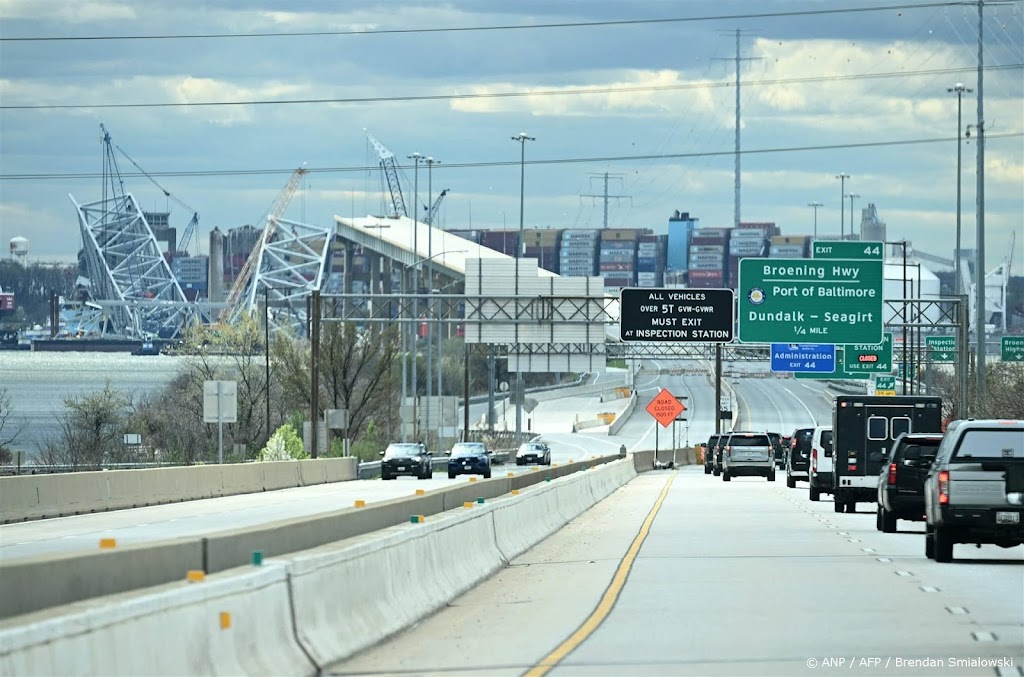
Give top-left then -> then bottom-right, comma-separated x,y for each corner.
607,390 -> 638,436
0,458 -> 359,524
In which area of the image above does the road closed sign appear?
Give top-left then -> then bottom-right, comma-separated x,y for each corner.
646,388 -> 686,428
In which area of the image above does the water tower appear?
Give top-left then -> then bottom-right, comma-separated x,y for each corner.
9,236 -> 29,263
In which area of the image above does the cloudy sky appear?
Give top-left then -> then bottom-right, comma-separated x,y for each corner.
1,0 -> 1021,275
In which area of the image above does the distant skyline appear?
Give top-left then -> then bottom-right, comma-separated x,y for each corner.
1,0 -> 1021,274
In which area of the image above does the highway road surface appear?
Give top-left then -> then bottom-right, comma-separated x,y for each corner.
330,466 -> 1024,676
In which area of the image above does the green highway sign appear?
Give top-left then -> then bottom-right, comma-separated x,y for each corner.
844,332 -> 893,373
738,258 -> 884,344
796,348 -> 872,380
1003,336 -> 1024,362
926,335 -> 956,363
874,375 -> 897,396
812,240 -> 884,260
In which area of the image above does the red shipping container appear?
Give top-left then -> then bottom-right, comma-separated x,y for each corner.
689,237 -> 728,246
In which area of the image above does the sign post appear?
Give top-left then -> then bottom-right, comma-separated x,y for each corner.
737,258 -> 883,344
926,335 -> 956,363
770,343 -> 836,374
646,389 -> 686,466
1002,336 -> 1024,362
620,288 -> 734,342
204,380 -> 238,464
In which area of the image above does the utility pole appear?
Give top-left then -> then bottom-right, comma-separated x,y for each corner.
974,0 -> 989,396
580,173 -> 630,229
715,29 -> 761,228
511,132 -> 534,445
846,193 -> 860,239
407,152 -> 423,440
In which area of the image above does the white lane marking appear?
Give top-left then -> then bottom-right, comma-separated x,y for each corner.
946,606 -> 969,615
972,631 -> 997,642
920,586 -> 940,592
746,379 -> 785,431
876,557 -> 893,562
861,547 -> 876,552
895,570 -> 913,576
776,382 -> 819,427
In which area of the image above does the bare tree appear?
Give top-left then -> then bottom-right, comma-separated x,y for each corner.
0,386 -> 26,464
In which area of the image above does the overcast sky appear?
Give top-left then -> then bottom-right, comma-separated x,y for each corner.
1,0 -> 1021,275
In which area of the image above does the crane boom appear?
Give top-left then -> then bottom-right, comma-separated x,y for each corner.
423,188 -> 449,225
365,131 -> 407,218
220,166 -> 308,322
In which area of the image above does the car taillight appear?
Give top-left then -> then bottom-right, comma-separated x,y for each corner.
811,448 -> 818,470
887,463 -> 897,485
938,470 -> 950,504
725,445 -> 732,456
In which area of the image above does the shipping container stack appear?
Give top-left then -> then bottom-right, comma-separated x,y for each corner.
599,228 -> 641,294
687,227 -> 729,289
477,230 -> 519,257
727,222 -> 777,288
769,235 -> 811,259
521,228 -> 560,273
635,234 -> 665,288
558,229 -> 600,277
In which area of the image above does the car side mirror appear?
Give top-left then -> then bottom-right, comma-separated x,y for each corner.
379,450 -> 385,457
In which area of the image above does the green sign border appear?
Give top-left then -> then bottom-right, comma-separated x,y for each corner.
1002,336 -> 1024,362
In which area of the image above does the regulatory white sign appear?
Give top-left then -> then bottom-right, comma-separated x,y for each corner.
203,380 -> 238,423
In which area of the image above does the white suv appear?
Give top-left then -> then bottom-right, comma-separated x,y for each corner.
808,426 -> 834,502
721,432 -> 776,482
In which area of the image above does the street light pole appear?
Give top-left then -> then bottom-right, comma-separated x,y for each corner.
424,157 -> 439,449
948,83 -> 971,298
407,152 -> 422,441
835,173 -> 850,238
807,201 -> 823,239
846,193 -> 860,239
511,132 -> 534,445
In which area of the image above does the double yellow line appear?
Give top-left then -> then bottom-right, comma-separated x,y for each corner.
525,472 -> 676,676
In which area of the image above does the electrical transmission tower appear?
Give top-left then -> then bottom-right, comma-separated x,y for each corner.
580,173 -> 631,229
714,29 -> 762,228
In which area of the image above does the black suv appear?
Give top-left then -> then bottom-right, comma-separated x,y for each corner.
786,428 -> 814,488
767,432 -> 785,469
447,442 -> 492,479
704,434 -> 722,475
876,433 -> 942,532
380,442 -> 433,480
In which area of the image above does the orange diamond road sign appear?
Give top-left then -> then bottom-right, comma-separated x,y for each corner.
646,388 -> 686,428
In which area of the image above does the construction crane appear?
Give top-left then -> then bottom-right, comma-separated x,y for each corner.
423,189 -> 449,226
113,143 -> 200,254
220,165 -> 308,323
365,131 -> 408,218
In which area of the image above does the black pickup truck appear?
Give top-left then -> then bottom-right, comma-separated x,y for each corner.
876,433 -> 943,533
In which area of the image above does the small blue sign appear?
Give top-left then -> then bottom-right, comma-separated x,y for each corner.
770,343 -> 836,373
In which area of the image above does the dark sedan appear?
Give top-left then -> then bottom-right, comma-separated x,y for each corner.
380,443 -> 433,480
448,442 -> 492,479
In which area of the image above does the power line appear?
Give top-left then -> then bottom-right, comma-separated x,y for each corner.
3,131 -> 1020,181
0,2 -> 966,42
2,64 -> 1018,111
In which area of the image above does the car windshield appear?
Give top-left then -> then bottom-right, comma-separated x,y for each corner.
384,444 -> 421,459
451,443 -> 485,458
519,444 -> 543,453
729,434 -> 771,447
952,429 -> 1024,460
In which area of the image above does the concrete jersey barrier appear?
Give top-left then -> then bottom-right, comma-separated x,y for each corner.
0,455 -> 621,619
0,457 -> 358,524
0,456 -> 648,675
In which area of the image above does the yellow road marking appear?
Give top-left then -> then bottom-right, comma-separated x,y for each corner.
525,472 -> 676,677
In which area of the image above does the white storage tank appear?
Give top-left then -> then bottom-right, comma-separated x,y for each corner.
883,261 -> 942,326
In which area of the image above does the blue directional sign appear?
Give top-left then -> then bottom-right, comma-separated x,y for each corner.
771,343 -> 836,373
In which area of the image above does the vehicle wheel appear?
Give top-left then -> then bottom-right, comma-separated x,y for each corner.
767,471 -> 776,482
809,487 -> 820,502
925,524 -> 935,559
834,500 -> 844,513
723,471 -> 731,482
704,465 -> 712,475
786,474 -> 796,489
516,459 -> 523,466
713,467 -> 720,477
382,472 -> 394,481
483,469 -> 492,479
881,507 -> 897,533
933,526 -> 954,562
876,506 -> 884,531
448,472 -> 456,479
846,502 -> 856,514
